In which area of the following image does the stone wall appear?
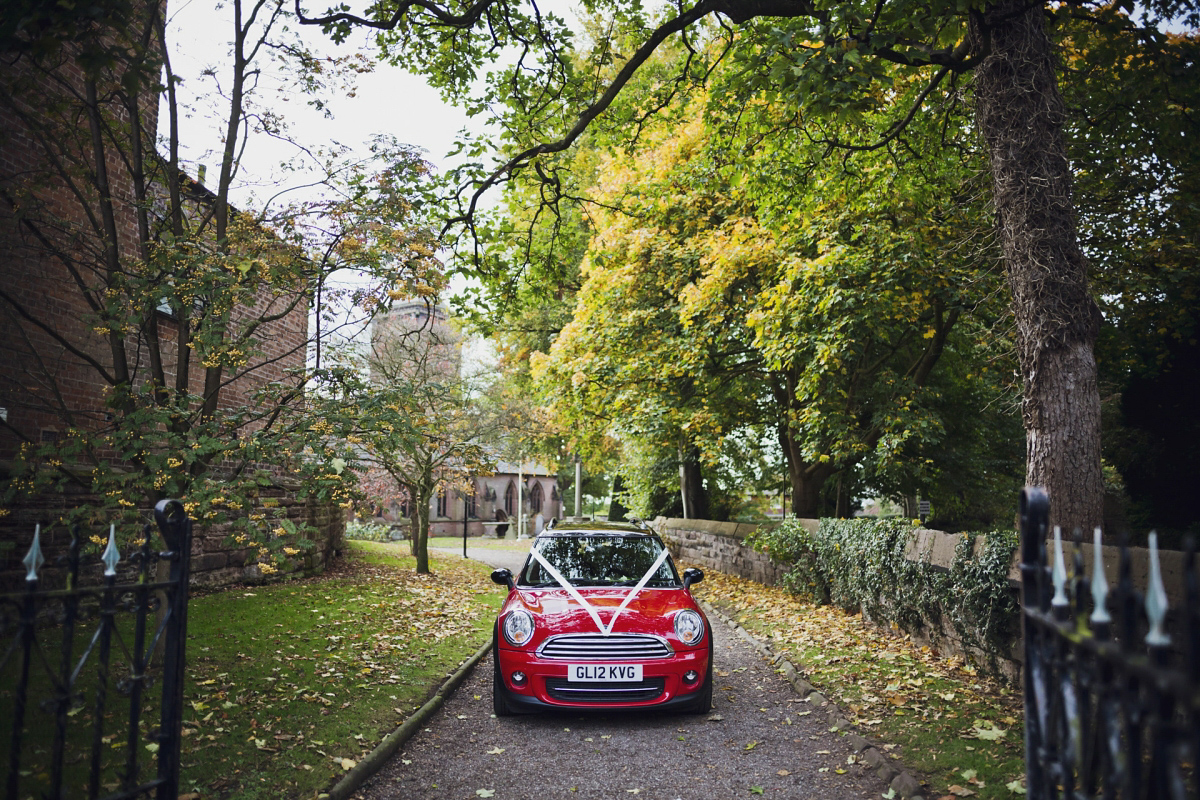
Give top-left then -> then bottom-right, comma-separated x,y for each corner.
653,517 -> 1194,684
188,494 -> 345,588
650,517 -> 1015,676
903,526 -> 1190,604
652,516 -> 802,587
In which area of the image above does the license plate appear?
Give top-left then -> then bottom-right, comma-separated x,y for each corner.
567,663 -> 644,682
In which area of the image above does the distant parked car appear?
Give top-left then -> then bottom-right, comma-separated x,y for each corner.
489,520 -> 711,715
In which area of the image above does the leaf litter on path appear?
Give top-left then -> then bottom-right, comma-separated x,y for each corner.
693,568 -> 1025,800
178,543 -> 503,799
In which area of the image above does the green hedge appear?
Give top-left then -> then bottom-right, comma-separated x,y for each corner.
747,517 -> 1020,674
344,519 -> 395,542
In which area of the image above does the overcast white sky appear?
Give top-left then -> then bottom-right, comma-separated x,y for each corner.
163,0 -> 579,198
161,0 -> 547,356
162,0 -> 584,357
163,0 -> 483,201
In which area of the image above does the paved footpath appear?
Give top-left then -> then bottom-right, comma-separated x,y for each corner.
354,559 -> 893,800
430,545 -> 529,575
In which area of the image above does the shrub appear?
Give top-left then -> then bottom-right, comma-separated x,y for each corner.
749,516 -> 1019,675
745,518 -> 829,603
945,529 -> 1020,671
814,518 -> 948,635
344,519 -> 395,542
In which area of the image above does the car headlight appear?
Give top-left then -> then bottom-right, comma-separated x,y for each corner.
502,609 -> 535,647
674,609 -> 705,646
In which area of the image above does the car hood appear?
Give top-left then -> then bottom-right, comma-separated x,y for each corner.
502,586 -> 701,642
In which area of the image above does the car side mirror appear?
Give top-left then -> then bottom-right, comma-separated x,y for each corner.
491,568 -> 515,590
682,568 -> 704,589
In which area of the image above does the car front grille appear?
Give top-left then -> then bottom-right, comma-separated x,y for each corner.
545,677 -> 665,703
537,634 -> 673,660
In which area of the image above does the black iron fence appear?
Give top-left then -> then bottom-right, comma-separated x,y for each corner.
1020,486 -> 1199,800
1,499 -> 193,800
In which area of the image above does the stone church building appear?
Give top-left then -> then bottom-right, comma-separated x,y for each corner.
369,302 -> 562,539
428,460 -> 562,539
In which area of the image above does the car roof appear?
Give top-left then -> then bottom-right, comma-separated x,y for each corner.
535,519 -> 655,538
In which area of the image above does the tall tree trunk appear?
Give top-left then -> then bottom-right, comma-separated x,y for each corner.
834,474 -> 850,519
608,474 -> 629,522
790,465 -> 834,519
415,473 -> 433,574
678,442 -> 710,521
971,0 -> 1104,533
777,422 -> 835,519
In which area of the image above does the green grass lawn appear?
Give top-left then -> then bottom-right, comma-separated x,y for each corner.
2,540 -> 505,800
176,540 -> 506,799
695,570 -> 1026,799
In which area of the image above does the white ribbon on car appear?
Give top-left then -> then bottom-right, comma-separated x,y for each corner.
530,548 -> 606,634
602,546 -> 671,634
529,545 -> 671,637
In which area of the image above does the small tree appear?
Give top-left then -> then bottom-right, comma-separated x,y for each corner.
335,305 -> 504,573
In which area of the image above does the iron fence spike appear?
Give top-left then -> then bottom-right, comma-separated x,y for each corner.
23,523 -> 45,582
1185,538 -> 1200,683
1019,493 -> 1195,799
1052,525 -> 1069,609
1145,531 -> 1170,647
1090,527 -> 1111,625
7,504 -> 193,800
102,523 -> 120,577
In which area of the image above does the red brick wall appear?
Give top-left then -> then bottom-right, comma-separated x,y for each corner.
1,12 -> 314,550
0,47 -> 135,462
0,25 -> 310,465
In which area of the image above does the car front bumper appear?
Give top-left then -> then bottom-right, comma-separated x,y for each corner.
495,644 -> 710,712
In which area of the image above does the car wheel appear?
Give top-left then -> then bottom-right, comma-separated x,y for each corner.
492,637 -> 513,717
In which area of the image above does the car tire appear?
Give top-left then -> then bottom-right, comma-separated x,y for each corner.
492,636 -> 513,717
688,646 -> 714,714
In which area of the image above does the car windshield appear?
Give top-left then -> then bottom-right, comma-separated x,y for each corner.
518,535 -> 680,588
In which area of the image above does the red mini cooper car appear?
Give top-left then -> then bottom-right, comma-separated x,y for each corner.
489,520 -> 711,715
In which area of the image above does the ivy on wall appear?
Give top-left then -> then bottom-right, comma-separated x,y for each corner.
748,517 -> 1020,675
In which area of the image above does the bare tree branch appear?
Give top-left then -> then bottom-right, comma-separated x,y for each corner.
0,287 -> 117,384
296,0 -> 500,31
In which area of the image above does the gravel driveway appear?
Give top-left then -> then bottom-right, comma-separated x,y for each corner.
353,610 -> 893,800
